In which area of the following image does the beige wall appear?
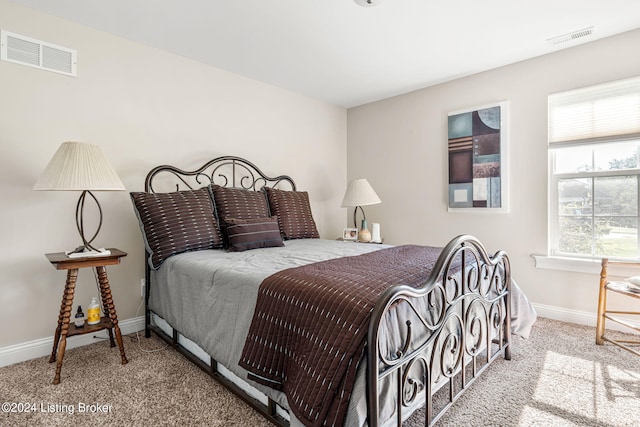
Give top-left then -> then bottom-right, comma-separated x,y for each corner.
2,0 -> 638,356
348,29 -> 640,321
0,1 -> 347,348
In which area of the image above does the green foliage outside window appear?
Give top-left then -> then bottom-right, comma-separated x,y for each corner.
556,148 -> 639,258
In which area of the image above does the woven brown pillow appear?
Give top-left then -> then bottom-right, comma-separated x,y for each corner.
225,216 -> 284,252
130,188 -> 223,269
209,185 -> 270,220
265,187 -> 320,240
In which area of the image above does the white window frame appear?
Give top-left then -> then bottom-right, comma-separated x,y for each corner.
537,76 -> 640,272
548,146 -> 640,259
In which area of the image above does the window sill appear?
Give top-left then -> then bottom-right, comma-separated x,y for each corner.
532,255 -> 640,277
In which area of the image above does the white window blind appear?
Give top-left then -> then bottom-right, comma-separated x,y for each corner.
548,76 -> 640,148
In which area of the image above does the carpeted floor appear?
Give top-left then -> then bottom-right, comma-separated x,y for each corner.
1,317 -> 638,426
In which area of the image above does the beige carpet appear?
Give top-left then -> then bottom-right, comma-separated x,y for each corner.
1,318 -> 638,426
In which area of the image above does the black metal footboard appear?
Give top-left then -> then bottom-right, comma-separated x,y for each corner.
366,235 -> 511,426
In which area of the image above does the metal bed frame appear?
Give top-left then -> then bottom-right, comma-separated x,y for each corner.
140,155 -> 512,426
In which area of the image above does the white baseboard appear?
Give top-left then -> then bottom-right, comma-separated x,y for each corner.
532,303 -> 596,327
532,303 -> 640,333
0,316 -> 145,368
2,304 -> 636,368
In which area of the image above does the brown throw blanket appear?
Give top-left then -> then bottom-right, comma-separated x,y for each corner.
239,245 -> 445,427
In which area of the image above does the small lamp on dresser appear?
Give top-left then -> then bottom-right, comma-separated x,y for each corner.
341,178 -> 381,243
33,141 -> 126,256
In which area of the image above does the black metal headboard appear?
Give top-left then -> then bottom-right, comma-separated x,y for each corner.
144,155 -> 296,193
143,155 -> 295,338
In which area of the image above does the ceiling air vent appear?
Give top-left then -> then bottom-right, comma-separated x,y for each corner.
1,30 -> 76,77
547,26 -> 594,46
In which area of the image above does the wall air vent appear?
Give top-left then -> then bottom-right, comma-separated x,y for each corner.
547,26 -> 594,46
1,30 -> 76,77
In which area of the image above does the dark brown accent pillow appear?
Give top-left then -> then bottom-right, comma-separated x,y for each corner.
130,188 -> 223,269
265,187 -> 320,240
209,185 -> 270,221
225,216 -> 284,252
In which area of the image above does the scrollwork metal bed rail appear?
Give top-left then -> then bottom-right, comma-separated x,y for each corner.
366,234 -> 511,426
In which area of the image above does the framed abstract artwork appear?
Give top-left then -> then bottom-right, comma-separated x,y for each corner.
447,101 -> 509,213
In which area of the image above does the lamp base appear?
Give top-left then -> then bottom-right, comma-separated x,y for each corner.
65,247 -> 111,258
358,229 -> 372,243
358,218 -> 371,243
76,190 -> 103,252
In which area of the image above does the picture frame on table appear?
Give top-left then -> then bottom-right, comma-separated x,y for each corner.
342,228 -> 358,241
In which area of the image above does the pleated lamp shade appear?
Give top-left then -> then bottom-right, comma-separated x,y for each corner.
33,142 -> 125,191
341,178 -> 381,207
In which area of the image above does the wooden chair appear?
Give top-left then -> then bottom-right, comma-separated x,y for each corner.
596,258 -> 640,356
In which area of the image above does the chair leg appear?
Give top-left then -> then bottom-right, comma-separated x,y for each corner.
596,260 -> 608,345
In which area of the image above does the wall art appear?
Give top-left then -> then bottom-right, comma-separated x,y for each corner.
448,101 -> 508,213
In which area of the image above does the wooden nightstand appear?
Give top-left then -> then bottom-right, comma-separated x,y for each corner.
45,248 -> 128,384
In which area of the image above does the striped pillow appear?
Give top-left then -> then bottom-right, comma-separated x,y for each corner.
209,185 -> 270,221
225,216 -> 284,252
265,187 -> 320,240
130,188 -> 223,269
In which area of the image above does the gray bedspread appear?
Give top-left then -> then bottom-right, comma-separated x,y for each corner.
149,239 -> 536,427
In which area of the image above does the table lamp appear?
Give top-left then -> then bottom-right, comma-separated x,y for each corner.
33,141 -> 126,256
341,178 -> 381,242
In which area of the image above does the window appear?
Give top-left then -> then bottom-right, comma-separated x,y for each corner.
548,76 -> 640,260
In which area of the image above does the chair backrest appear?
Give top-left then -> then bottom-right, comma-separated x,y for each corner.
600,258 -> 640,283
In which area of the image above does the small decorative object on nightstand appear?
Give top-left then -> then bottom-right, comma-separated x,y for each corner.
341,228 -> 358,241
46,248 -> 128,384
370,222 -> 382,243
74,306 -> 85,328
358,220 -> 372,243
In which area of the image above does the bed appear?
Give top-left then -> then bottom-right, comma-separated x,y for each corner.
130,156 -> 536,427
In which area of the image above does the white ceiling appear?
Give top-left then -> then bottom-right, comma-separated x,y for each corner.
9,0 -> 640,107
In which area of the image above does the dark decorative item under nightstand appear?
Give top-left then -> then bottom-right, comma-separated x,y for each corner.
45,248 -> 128,384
